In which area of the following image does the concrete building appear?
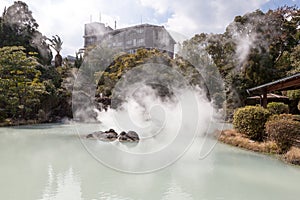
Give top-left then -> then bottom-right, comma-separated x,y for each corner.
83,22 -> 176,57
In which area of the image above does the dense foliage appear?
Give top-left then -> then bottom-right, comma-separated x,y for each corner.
0,2 -> 74,124
267,102 -> 289,115
94,48 -> 208,99
268,113 -> 298,121
0,1 -> 52,65
233,106 -> 271,141
0,46 -> 46,120
287,90 -> 300,113
0,46 -> 73,123
180,6 -> 300,118
266,117 -> 300,153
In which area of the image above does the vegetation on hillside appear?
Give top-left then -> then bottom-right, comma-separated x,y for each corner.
0,2 -> 73,124
180,6 -> 300,118
0,1 -> 52,65
0,1 -> 299,125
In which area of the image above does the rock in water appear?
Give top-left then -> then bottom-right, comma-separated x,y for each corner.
126,131 -> 139,141
119,131 -> 139,142
104,129 -> 118,140
119,131 -> 128,142
86,133 -> 95,139
86,129 -> 139,142
86,129 -> 118,141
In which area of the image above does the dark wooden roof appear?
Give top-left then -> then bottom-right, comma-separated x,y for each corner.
247,73 -> 300,95
247,93 -> 289,99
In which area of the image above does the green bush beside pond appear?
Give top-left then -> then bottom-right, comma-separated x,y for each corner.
267,102 -> 289,115
266,117 -> 300,153
233,106 -> 271,141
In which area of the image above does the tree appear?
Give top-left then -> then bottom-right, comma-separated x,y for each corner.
74,51 -> 83,68
180,7 -> 300,119
93,48 -> 208,105
0,1 -> 52,65
289,45 -> 300,75
48,35 -> 63,67
0,46 -> 46,120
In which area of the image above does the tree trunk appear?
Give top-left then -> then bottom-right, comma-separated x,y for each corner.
55,53 -> 62,67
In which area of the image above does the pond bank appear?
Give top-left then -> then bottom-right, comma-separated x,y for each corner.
0,118 -> 65,127
218,129 -> 300,166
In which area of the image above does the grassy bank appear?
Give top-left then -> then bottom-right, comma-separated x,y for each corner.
218,129 -> 300,166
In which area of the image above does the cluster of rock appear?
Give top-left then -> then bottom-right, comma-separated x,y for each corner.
86,129 -> 139,142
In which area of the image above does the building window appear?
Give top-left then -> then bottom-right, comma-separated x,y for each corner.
85,37 -> 96,46
117,42 -> 123,47
128,49 -> 136,54
138,28 -> 144,34
137,38 -> 144,44
155,30 -> 159,40
126,40 -> 132,45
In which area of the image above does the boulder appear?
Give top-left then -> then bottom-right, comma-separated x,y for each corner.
85,129 -> 139,142
119,131 -> 139,142
86,129 -> 118,141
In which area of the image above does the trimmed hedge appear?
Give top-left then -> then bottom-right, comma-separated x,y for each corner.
267,102 -> 289,115
266,118 -> 300,153
269,114 -> 295,121
233,106 -> 271,141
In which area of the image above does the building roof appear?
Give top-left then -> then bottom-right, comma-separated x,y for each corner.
247,73 -> 300,95
117,24 -> 176,44
247,93 -> 289,99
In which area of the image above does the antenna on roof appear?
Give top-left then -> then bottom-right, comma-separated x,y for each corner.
114,20 -> 117,30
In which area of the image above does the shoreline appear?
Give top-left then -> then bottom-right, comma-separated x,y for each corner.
218,129 -> 300,166
0,119 -> 43,127
0,118 -> 67,127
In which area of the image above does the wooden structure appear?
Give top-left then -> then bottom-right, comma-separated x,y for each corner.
246,93 -> 289,106
247,73 -> 300,108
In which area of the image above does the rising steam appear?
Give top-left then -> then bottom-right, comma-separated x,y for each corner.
72,41 -> 226,173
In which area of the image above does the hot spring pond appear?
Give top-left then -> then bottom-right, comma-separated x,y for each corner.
1,123 -> 300,200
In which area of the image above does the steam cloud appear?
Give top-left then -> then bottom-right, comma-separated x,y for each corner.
72,43 -> 224,173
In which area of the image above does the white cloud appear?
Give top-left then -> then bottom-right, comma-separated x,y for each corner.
141,0 -> 269,36
0,0 -> 10,11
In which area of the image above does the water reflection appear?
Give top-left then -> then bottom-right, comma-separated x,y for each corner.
162,180 -> 193,200
41,165 -> 82,200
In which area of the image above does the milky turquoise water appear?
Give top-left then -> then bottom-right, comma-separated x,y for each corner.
0,123 -> 300,200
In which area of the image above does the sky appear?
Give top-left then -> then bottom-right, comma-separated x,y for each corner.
0,0 -> 299,56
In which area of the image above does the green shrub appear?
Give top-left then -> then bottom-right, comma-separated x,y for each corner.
233,106 -> 271,141
265,119 -> 300,153
267,102 -> 289,115
269,114 -> 296,121
0,108 -> 7,122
